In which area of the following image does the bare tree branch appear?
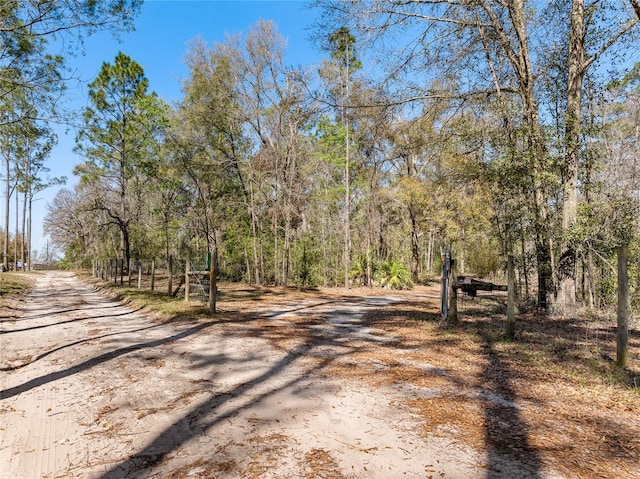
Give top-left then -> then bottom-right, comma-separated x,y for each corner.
629,0 -> 640,21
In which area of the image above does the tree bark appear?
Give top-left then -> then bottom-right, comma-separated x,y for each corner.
520,227 -> 529,300
249,189 -> 261,286
555,0 -> 637,315
535,236 -> 552,312
629,0 -> 640,21
554,0 -> 585,318
410,206 -> 420,283
427,229 -> 434,275
489,0 -> 554,311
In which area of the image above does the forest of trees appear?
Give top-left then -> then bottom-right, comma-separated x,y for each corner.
1,0 -> 142,270
2,1 -> 639,321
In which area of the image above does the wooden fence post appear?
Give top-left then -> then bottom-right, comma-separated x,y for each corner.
209,253 -> 216,313
185,252 -> 190,302
151,258 -> 156,292
506,254 -> 516,340
448,255 -> 458,323
168,255 -> 173,296
440,249 -> 449,321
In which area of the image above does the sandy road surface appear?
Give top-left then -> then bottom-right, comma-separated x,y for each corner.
1,271 -> 551,479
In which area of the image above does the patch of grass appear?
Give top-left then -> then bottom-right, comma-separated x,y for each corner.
80,270 -> 331,323
0,272 -> 36,303
116,286 -> 216,320
77,272 -> 215,321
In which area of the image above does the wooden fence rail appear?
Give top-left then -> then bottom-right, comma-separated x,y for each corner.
92,255 -> 217,312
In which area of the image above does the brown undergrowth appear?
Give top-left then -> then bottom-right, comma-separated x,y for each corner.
347,292 -> 640,479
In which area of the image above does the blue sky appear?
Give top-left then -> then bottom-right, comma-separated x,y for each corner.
33,0 -> 322,256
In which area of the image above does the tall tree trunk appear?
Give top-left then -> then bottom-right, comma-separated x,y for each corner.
27,190 -> 32,271
282,218 -> 291,286
586,247 -> 595,308
14,185 -> 18,270
21,190 -> 27,271
496,0 -> 553,311
616,244 -> 630,367
120,224 -> 130,275
427,228 -> 434,275
409,205 -> 420,283
555,0 -> 585,317
343,46 -> 352,290
535,234 -> 552,312
273,212 -> 279,285
366,231 -> 372,287
3,155 -> 9,271
249,193 -> 261,286
344,125 -> 351,289
520,227 -> 529,300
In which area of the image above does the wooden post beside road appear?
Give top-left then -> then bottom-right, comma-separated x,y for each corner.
185,252 -> 190,302
209,258 -> 216,313
150,259 -> 156,292
506,254 -> 516,340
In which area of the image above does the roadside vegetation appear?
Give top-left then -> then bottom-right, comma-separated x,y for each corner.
0,272 -> 36,304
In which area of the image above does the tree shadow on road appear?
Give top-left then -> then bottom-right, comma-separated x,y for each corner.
0,318 -> 177,372
362,300 -> 544,478
1,298 -> 364,479
0,320 -> 218,399
96,334 -> 351,479
0,306 -> 145,334
478,331 -> 543,479
0,300 -> 135,322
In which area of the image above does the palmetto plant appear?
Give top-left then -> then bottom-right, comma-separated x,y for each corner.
375,260 -> 413,290
349,255 -> 372,286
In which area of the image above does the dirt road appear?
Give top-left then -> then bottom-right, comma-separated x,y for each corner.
1,271 -> 557,478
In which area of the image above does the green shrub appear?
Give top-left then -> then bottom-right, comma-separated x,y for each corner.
375,260 -> 413,290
